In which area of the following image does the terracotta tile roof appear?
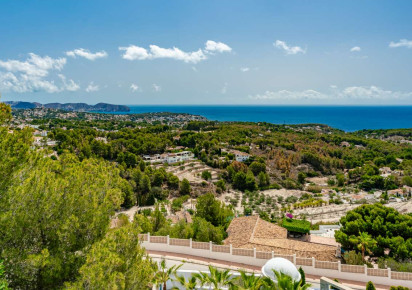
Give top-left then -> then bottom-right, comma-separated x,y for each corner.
224,216 -> 338,261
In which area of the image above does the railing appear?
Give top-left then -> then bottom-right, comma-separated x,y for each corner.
139,233 -> 412,287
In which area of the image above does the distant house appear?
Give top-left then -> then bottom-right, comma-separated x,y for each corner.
340,141 -> 350,147
379,167 -> 392,177
231,150 -> 250,162
143,151 -> 194,164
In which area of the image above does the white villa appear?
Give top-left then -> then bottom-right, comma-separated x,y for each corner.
143,151 -> 194,164
232,150 -> 250,162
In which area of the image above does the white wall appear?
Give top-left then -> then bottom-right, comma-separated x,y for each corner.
142,238 -> 412,288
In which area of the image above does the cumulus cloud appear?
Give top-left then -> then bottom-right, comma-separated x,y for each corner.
66,48 -> 108,60
204,40 -> 232,53
389,39 -> 412,49
350,46 -> 361,52
152,83 -> 161,92
130,83 -> 139,92
0,53 -> 80,93
249,86 -> 412,102
240,67 -> 250,72
274,40 -> 306,55
119,40 -> 231,63
58,74 -> 80,91
85,82 -> 99,92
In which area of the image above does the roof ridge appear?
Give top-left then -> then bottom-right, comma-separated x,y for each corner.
249,215 -> 260,243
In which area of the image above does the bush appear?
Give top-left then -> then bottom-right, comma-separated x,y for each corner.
366,281 -> 376,290
281,218 -> 310,234
343,250 -> 363,265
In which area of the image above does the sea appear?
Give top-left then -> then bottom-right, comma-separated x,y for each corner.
113,105 -> 412,132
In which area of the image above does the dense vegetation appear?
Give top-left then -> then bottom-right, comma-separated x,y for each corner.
2,104 -> 412,288
335,204 -> 412,268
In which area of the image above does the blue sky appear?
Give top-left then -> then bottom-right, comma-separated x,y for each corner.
1,0 -> 412,105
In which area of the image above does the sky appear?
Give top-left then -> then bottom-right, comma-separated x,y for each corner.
0,0 -> 412,105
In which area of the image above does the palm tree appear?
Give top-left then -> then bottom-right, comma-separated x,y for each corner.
235,270 -> 264,290
357,231 -> 376,261
155,259 -> 183,290
193,265 -> 236,290
261,271 -> 311,290
171,275 -> 197,290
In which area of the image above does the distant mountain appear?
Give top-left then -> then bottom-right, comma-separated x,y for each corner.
5,101 -> 130,112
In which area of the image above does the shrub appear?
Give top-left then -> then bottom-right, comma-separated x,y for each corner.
366,281 -> 376,290
281,218 -> 310,234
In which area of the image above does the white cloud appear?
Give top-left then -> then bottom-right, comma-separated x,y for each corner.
152,83 -> 161,92
0,53 -> 66,77
0,53 -> 81,93
249,86 -> 412,102
66,48 -> 108,60
130,83 -> 140,92
85,82 -> 99,92
58,74 -> 80,91
274,40 -> 306,55
240,67 -> 250,72
119,40 -> 231,63
251,89 -> 327,100
204,40 -> 232,53
389,39 -> 412,49
119,45 -> 206,63
350,46 -> 361,52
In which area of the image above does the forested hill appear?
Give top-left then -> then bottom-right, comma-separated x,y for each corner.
5,101 -> 130,112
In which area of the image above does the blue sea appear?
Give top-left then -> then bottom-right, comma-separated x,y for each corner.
118,106 -> 412,132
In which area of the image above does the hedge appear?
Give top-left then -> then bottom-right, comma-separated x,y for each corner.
282,218 -> 311,234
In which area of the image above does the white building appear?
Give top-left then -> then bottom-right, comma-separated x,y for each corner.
232,150 -> 250,162
143,151 -> 194,164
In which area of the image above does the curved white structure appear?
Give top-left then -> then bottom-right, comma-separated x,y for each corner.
261,257 -> 301,282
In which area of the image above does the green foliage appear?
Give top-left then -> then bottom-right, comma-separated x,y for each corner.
343,250 -> 364,265
335,204 -> 412,261
179,178 -> 191,196
389,286 -> 410,290
0,260 -> 8,290
282,218 -> 311,234
66,223 -> 155,289
201,170 -> 212,180
298,267 -> 305,286
195,193 -> 234,228
171,195 -> 190,212
0,154 -> 124,289
378,257 -> 412,273
366,281 -> 376,290
249,161 -> 266,176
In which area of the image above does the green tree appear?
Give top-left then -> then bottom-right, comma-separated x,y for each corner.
195,193 -> 233,228
236,270 -> 264,290
0,155 -> 124,289
298,267 -> 305,286
173,275 -> 197,290
154,259 -> 182,290
298,172 -> 306,184
201,170 -> 212,181
151,204 -> 167,233
193,265 -> 235,290
66,223 -> 155,289
0,260 -> 9,290
355,232 -> 377,261
249,161 -> 266,176
366,281 -> 376,290
139,174 -> 152,194
179,178 -> 191,196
